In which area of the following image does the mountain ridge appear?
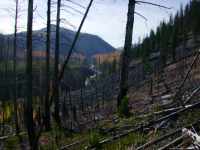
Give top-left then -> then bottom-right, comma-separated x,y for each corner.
7,25 -> 116,58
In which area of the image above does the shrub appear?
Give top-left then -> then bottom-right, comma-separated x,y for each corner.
89,131 -> 101,148
143,60 -> 153,74
119,96 -> 130,117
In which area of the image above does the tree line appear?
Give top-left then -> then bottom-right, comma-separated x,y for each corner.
130,0 -> 200,67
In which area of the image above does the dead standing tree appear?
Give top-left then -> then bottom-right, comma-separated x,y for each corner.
25,0 -> 36,148
118,0 -> 171,108
49,0 -> 94,123
35,0 -> 84,129
58,0 -> 94,81
13,0 -> 19,134
3,0 -> 25,135
52,0 -> 86,126
44,0 -> 51,131
25,0 -> 42,149
53,0 -> 62,125
117,0 -> 136,107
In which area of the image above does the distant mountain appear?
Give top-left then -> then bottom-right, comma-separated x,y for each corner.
8,25 -> 115,58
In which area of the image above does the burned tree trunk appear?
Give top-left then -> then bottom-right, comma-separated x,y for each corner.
54,0 -> 61,125
80,84 -> 84,112
58,0 -> 94,81
44,0 -> 51,131
118,0 -> 136,107
25,0 -> 37,149
13,0 -> 19,134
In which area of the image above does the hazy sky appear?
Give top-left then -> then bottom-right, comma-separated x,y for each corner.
0,0 -> 190,47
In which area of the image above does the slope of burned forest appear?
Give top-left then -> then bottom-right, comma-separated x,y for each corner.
1,0 -> 200,150
39,49 -> 200,150
101,49 -> 200,149
1,45 -> 199,150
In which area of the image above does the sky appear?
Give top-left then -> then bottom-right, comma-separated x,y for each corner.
0,0 -> 190,48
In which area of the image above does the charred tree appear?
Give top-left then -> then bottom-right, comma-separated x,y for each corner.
58,0 -> 94,81
25,0 -> 38,149
54,0 -> 61,125
13,0 -> 19,134
118,0 -> 136,107
44,0 -> 51,131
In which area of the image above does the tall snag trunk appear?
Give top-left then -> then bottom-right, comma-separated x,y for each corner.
118,0 -> 136,107
54,0 -> 61,124
44,0 -> 51,131
13,0 -> 19,134
58,0 -> 94,81
49,0 -> 93,111
25,0 -> 37,149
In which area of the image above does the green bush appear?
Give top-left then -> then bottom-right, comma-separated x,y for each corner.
89,131 -> 101,148
143,60 -> 153,74
119,96 -> 130,117
5,136 -> 19,150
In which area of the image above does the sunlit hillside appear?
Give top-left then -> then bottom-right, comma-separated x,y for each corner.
93,51 -> 121,64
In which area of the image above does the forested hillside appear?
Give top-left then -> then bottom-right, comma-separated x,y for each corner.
131,0 -> 200,65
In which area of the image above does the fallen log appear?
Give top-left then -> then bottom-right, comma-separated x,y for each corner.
60,139 -> 85,150
184,86 -> 200,104
148,101 -> 200,126
156,118 -> 200,150
137,104 -> 192,119
173,49 -> 200,107
96,101 -> 200,146
136,129 -> 180,150
158,135 -> 184,150
0,131 -> 26,140
136,119 -> 200,150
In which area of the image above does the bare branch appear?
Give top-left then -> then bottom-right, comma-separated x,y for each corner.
63,0 -> 86,9
35,9 -> 46,22
33,4 -> 37,12
61,4 -> 84,15
60,18 -> 76,29
135,11 -> 147,21
62,9 -> 79,17
135,1 -> 172,9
